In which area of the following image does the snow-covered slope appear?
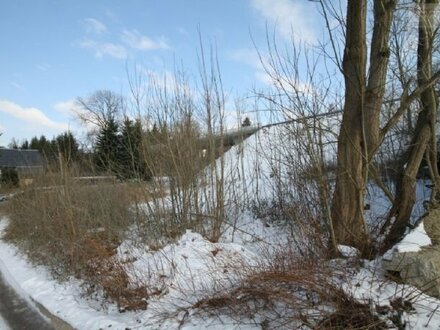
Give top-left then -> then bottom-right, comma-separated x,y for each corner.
0,122 -> 440,329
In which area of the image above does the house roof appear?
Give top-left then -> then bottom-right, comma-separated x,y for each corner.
0,149 -> 44,168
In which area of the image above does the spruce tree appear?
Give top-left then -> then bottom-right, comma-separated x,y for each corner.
241,117 -> 252,127
95,117 -> 120,173
53,132 -> 80,165
119,118 -> 150,180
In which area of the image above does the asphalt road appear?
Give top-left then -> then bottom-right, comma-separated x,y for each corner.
0,199 -> 53,329
0,270 -> 55,330
0,210 -> 73,330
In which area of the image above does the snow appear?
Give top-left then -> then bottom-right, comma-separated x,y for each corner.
0,217 -> 274,329
1,124 -> 440,329
337,245 -> 359,258
395,222 -> 432,253
4,212 -> 440,329
0,315 -> 10,330
383,222 -> 432,261
340,259 -> 440,329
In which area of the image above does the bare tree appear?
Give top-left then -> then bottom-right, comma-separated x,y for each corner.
325,0 -> 440,254
383,0 -> 440,249
330,0 -> 396,253
75,90 -> 125,130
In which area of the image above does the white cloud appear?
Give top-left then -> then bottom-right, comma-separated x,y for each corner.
0,100 -> 69,131
230,48 -> 317,97
83,18 -> 107,35
53,99 -> 82,115
76,28 -> 168,59
54,99 -> 97,133
177,27 -> 189,37
77,39 -> 127,59
11,82 -> 25,91
250,0 -> 317,44
36,63 -> 50,71
121,29 -> 169,51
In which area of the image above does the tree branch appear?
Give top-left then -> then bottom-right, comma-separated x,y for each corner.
381,69 -> 440,138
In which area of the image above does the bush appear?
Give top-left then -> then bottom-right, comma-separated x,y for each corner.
1,167 -> 19,187
4,174 -> 133,279
3,168 -> 172,309
192,255 -> 386,329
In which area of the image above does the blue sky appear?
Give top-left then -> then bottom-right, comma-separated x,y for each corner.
0,0 -> 322,146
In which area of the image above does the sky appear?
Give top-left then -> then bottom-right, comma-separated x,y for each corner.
0,0 -> 323,147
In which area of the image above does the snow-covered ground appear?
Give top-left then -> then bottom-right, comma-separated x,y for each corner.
0,217 -> 285,329
0,315 -> 10,330
0,124 -> 439,329
2,216 -> 440,329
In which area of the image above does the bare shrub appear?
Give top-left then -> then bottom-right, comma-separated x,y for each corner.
80,253 -> 151,311
3,169 -> 132,279
2,166 -> 163,310
124,48 -> 232,246
192,254 -> 386,329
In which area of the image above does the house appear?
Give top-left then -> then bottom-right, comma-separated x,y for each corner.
0,148 -> 44,184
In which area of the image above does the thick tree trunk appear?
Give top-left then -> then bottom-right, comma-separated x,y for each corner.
383,0 -> 439,251
383,120 -> 431,248
331,0 -> 368,249
331,0 -> 395,253
364,0 -> 396,155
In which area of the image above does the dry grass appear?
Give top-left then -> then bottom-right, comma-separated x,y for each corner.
192,254 -> 387,329
2,170 -> 163,309
2,171 -> 128,270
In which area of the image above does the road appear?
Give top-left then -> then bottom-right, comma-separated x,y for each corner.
0,269 -> 55,330
0,210 -> 72,330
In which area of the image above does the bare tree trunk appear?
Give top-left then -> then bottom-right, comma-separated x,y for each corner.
364,0 -> 396,156
331,0 -> 395,253
331,0 -> 368,249
383,0 -> 439,250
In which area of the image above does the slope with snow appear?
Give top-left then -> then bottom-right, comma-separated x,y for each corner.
0,124 -> 439,329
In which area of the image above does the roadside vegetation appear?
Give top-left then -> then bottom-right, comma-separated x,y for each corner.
1,0 -> 440,327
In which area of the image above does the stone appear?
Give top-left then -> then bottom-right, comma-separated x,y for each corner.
383,247 -> 440,297
383,208 -> 440,298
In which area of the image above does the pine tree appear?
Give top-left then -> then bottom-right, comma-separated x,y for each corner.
119,118 -> 136,178
241,117 -> 252,127
95,117 -> 120,173
29,137 -> 39,150
53,132 -> 80,165
119,118 -> 150,180
20,140 -> 29,149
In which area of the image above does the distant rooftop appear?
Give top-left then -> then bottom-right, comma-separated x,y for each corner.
0,148 -> 44,168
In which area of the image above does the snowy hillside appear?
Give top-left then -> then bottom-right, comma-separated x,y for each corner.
0,123 -> 439,329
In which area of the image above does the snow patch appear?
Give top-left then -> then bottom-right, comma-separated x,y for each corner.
337,245 -> 359,258
383,222 -> 432,261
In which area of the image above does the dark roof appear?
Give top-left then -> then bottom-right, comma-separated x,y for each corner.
0,149 -> 44,168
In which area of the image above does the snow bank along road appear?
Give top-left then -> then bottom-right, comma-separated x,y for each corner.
0,268 -> 55,330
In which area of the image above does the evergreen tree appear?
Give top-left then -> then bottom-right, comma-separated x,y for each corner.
38,135 -> 53,159
241,117 -> 252,127
20,140 -> 29,149
53,132 -> 80,165
28,135 -> 55,160
95,117 -> 120,173
29,137 -> 40,150
119,117 -> 136,178
119,118 -> 150,180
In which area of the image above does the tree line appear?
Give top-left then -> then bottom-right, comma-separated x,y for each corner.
7,119 -> 168,180
9,132 -> 80,166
